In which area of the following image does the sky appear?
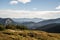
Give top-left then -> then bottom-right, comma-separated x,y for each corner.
0,0 -> 60,19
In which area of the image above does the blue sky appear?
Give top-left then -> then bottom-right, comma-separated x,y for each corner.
0,0 -> 60,11
0,0 -> 60,19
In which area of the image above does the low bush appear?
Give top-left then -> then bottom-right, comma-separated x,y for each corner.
5,25 -> 16,30
5,24 -> 28,30
0,25 -> 5,31
16,25 -> 28,30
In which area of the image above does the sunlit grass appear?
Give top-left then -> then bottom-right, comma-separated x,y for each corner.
0,29 -> 60,40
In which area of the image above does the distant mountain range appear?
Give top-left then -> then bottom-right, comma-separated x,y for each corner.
12,18 -> 44,23
12,18 -> 45,29
18,18 -> 60,29
0,18 -> 60,33
35,18 -> 60,33
36,23 -> 60,33
35,18 -> 60,28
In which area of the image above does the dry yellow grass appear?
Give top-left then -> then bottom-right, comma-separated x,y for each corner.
0,29 -> 60,40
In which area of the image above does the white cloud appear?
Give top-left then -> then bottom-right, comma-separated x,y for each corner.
10,0 -> 18,5
10,0 -> 31,5
56,5 -> 60,9
18,0 -> 31,4
0,10 -> 60,19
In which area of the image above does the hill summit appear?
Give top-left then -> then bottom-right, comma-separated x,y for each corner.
0,18 -> 14,25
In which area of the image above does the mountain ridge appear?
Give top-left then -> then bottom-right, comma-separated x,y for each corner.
36,23 -> 60,33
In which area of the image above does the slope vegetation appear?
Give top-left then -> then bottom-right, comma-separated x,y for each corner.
0,29 -> 60,40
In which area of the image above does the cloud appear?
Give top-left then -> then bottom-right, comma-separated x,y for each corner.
0,10 -> 60,19
18,0 -> 31,4
10,0 -> 18,5
56,5 -> 60,9
10,0 -> 31,5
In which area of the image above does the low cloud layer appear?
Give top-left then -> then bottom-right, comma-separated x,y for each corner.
0,10 -> 60,19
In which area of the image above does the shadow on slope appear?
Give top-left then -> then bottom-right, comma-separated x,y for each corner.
36,23 -> 60,33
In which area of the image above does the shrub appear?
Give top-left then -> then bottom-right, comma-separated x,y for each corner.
5,24 -> 28,30
5,25 -> 16,30
16,25 -> 28,30
0,25 -> 5,31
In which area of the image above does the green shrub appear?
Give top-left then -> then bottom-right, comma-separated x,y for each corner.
16,25 -> 28,30
5,24 -> 28,30
5,25 -> 16,30
0,25 -> 5,31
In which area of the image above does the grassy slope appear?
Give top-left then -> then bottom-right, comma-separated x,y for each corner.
0,29 -> 60,40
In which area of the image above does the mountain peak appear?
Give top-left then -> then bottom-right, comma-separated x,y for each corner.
0,18 -> 14,25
